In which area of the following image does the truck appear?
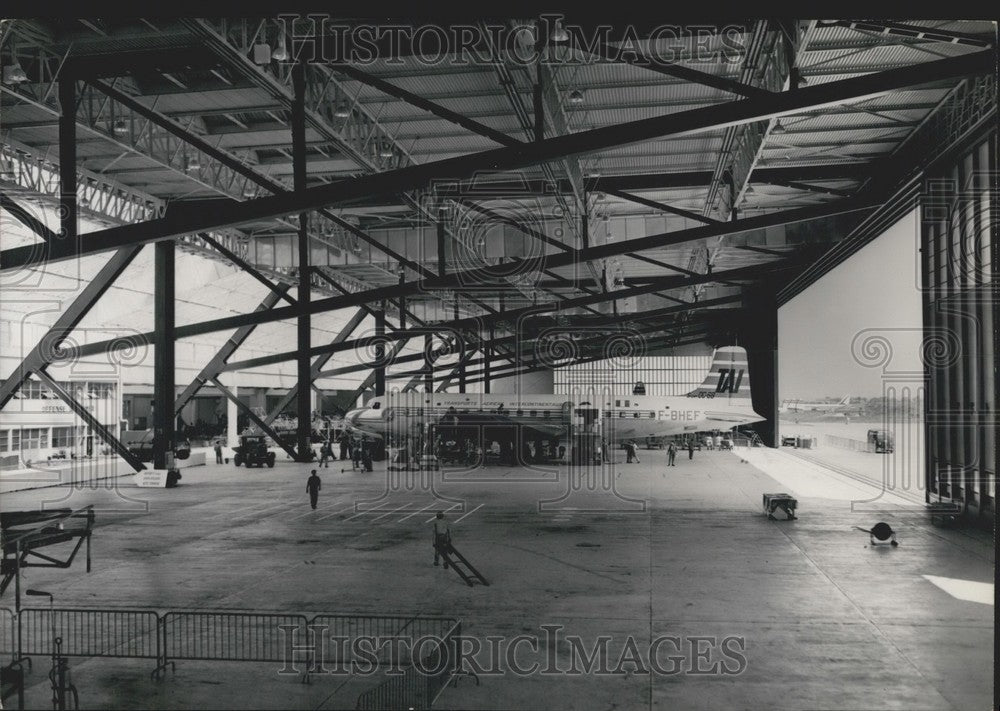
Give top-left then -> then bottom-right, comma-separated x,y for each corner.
867,429 -> 895,454
232,434 -> 276,468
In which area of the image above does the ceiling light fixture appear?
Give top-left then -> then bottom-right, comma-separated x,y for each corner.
550,20 -> 569,43
2,57 -> 28,85
378,143 -> 394,159
334,101 -> 350,118
569,89 -> 584,105
271,32 -> 289,62
771,119 -> 787,134
113,118 -> 128,135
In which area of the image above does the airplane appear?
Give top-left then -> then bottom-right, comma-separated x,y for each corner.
778,395 -> 851,414
344,346 -> 765,444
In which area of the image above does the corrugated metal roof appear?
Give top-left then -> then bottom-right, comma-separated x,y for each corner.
2,15 -> 989,353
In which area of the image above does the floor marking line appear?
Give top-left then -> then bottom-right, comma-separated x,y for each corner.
453,503 -> 483,523
345,503 -> 391,520
370,505 -> 411,522
397,502 -> 437,522
425,503 -> 461,523
289,498 -> 345,520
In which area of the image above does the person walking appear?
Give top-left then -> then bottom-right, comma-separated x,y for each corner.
687,440 -> 694,460
306,469 -> 322,510
601,438 -> 610,464
318,440 -> 330,468
667,442 -> 677,466
432,511 -> 452,568
629,440 -> 641,464
213,440 -> 223,464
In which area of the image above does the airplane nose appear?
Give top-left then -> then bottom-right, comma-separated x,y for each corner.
344,409 -> 362,428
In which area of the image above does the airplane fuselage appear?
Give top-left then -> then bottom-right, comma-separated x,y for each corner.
346,391 -> 761,441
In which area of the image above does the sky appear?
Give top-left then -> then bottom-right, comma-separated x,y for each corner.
778,209 -> 924,401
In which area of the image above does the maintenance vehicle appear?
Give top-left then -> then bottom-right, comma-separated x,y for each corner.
232,434 -> 276,468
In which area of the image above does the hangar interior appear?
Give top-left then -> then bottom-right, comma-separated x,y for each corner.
0,16 -> 996,711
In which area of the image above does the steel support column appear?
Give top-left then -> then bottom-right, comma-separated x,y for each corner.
153,240 -> 175,470
424,333 -> 434,393
58,77 -> 76,241
263,307 -> 368,424
437,209 -> 447,277
740,286 -> 779,447
375,304 -> 387,398
292,60 -> 312,461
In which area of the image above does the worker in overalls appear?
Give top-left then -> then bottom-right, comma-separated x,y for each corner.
432,511 -> 452,568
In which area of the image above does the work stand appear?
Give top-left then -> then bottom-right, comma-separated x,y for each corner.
762,493 -> 798,520
435,543 -> 490,587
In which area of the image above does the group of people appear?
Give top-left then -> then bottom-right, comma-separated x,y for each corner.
317,431 -> 373,472
665,439 -> 696,466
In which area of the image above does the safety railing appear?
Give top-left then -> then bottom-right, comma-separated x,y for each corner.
160,611 -> 309,663
6,606 -> 461,700
18,608 -> 159,660
355,619 -> 463,711
311,614 -> 456,666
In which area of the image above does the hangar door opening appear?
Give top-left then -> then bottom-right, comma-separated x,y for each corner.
778,209 -> 926,500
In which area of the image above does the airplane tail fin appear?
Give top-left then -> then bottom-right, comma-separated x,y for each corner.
685,346 -> 754,408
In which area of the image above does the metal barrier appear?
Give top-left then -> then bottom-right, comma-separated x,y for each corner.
161,611 -> 309,663
355,620 -> 463,711
0,608 -> 14,663
310,615 -> 456,666
18,608 -> 159,660
3,606 -> 464,705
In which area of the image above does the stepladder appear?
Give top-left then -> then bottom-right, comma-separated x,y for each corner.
436,541 -> 490,587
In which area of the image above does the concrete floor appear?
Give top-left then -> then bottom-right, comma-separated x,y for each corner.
0,446 -> 992,710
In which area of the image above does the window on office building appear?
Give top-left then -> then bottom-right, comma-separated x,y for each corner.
18,428 -> 48,450
52,426 -> 78,448
0,430 -> 8,452
88,382 -> 114,399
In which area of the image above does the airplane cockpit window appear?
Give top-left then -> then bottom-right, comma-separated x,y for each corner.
372,402 -> 381,409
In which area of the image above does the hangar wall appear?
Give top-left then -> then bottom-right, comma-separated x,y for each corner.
921,129 -> 997,521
